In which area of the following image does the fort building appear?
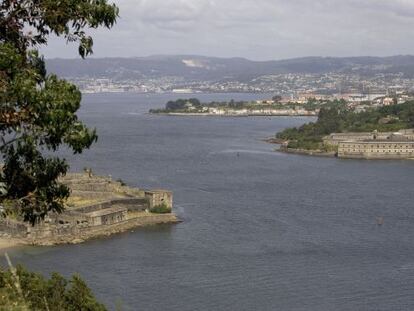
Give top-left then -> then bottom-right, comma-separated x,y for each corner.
323,129 -> 414,146
0,173 -> 178,246
338,140 -> 414,159
145,190 -> 173,211
323,129 -> 414,159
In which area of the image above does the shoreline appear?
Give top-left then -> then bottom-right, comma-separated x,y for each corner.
263,137 -> 337,157
265,138 -> 414,160
276,147 -> 336,157
0,237 -> 26,251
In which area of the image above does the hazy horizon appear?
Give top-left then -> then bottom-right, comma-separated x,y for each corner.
44,53 -> 414,61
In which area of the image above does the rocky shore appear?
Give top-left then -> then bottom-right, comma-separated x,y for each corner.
264,137 -> 337,157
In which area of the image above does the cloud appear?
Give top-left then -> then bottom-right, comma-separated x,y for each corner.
42,0 -> 414,60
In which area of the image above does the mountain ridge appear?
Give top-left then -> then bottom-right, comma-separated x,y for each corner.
46,54 -> 414,81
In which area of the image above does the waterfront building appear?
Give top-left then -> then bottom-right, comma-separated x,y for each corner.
338,140 -> 414,159
325,129 -> 414,159
323,129 -> 414,146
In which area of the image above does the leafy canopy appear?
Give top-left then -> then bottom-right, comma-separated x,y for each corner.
0,0 -> 118,223
0,264 -> 107,311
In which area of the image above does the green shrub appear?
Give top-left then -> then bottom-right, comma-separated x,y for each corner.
0,264 -> 107,311
150,203 -> 171,214
116,179 -> 127,186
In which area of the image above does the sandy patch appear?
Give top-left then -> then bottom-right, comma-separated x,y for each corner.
0,237 -> 25,251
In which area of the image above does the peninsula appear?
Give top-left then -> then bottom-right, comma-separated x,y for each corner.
149,98 -> 318,116
0,172 -> 178,248
272,100 -> 414,159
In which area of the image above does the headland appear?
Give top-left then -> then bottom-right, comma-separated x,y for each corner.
150,98 -> 318,117
273,100 -> 414,160
272,129 -> 414,159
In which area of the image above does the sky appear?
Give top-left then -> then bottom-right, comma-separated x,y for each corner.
42,0 -> 414,60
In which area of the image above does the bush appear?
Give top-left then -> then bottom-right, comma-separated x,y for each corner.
0,264 -> 107,311
150,203 -> 171,214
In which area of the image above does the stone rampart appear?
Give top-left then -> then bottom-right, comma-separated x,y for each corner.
26,214 -> 179,246
73,198 -> 149,213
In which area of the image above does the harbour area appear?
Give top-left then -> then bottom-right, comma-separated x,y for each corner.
0,173 -> 178,248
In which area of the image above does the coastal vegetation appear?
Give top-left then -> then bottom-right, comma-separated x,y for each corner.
150,203 -> 171,214
0,0 -> 118,223
149,98 -> 320,114
0,259 -> 106,311
0,1 -> 119,310
276,100 -> 414,150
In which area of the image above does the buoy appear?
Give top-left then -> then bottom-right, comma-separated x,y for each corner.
376,216 -> 384,226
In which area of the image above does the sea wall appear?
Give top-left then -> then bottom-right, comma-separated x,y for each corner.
27,213 -> 179,246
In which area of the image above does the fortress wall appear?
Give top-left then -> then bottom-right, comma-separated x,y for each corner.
111,198 -> 149,212
70,190 -> 115,200
26,214 -> 179,246
73,198 -> 149,213
338,141 -> 414,159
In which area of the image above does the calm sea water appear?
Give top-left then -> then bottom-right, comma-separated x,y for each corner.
4,93 -> 414,311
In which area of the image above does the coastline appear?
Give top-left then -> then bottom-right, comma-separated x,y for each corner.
264,137 -> 337,157
0,237 -> 25,251
30,212 -> 181,246
276,147 -> 336,157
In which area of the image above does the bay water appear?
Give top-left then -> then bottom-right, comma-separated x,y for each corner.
4,93 -> 414,311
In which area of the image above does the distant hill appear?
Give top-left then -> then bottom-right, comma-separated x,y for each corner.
46,55 -> 414,81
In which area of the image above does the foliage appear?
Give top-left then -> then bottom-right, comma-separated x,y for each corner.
272,95 -> 282,102
165,98 -> 201,111
150,203 -> 171,214
0,0 -> 118,224
0,264 -> 107,311
277,100 -> 414,150
116,178 -> 127,186
0,0 -> 118,58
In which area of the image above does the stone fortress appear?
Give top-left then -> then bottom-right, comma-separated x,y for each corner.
323,129 -> 414,159
0,173 -> 178,245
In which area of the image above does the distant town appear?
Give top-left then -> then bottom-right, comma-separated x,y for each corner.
70,72 -> 414,97
68,72 -> 414,112
148,89 -> 414,117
